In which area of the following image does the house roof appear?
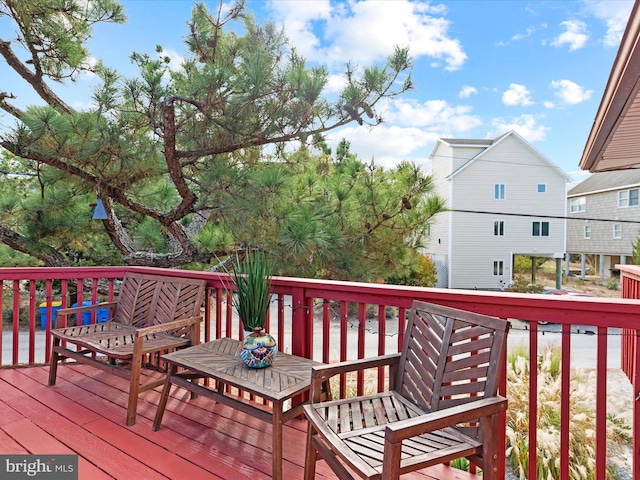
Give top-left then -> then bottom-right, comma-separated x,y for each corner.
438,138 -> 494,146
579,0 -> 640,172
567,170 -> 640,196
433,130 -> 571,182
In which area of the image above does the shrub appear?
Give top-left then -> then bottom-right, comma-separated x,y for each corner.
2,307 -> 30,329
507,276 -> 543,294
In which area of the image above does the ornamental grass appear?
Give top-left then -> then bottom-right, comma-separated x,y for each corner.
506,347 -> 631,480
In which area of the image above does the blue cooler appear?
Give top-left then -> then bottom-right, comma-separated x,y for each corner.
39,301 -> 62,329
72,301 -> 110,325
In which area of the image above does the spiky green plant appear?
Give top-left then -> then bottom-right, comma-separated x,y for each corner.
231,251 -> 273,332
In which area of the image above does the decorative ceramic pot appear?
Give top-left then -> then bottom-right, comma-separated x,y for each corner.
241,328 -> 277,368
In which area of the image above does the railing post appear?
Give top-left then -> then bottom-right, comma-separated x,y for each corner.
634,332 -> 640,480
290,286 -> 312,359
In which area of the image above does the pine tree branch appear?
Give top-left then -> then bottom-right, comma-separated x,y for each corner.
0,93 -> 24,118
161,97 -> 198,216
0,140 -> 196,227
0,221 -> 69,266
175,116 -> 355,162
0,40 -> 74,114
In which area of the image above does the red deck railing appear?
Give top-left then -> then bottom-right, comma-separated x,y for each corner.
1,265 -> 639,479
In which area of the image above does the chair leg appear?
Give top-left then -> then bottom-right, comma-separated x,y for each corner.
304,421 -> 318,480
481,413 -> 501,480
48,338 -> 61,386
125,338 -> 144,426
382,441 -> 401,480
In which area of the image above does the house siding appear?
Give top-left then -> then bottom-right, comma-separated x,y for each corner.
427,132 -> 568,289
567,186 -> 640,258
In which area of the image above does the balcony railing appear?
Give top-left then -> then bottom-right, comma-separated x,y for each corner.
1,265 -> 639,479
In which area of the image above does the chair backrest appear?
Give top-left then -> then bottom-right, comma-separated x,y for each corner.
112,273 -> 206,334
395,301 -> 509,431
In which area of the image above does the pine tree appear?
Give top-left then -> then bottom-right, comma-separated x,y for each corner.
0,0 -> 445,281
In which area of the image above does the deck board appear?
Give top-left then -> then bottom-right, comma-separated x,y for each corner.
0,364 -> 479,480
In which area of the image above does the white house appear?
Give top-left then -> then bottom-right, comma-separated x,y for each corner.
427,131 -> 571,290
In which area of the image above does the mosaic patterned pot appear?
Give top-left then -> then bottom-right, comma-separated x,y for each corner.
241,329 -> 277,368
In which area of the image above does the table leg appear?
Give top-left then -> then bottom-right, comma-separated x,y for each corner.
152,363 -> 177,431
272,400 -> 284,480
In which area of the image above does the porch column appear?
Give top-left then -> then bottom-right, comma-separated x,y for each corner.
531,256 -> 537,285
555,257 -> 562,289
565,253 -> 570,277
581,254 -> 586,279
600,254 -> 605,281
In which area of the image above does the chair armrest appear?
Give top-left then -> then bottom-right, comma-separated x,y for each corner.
384,396 -> 508,444
135,316 -> 202,337
57,302 -> 116,317
309,354 -> 401,402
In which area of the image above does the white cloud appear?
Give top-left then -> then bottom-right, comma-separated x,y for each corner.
326,124 -> 438,169
512,27 -> 535,41
158,48 -> 184,73
552,20 -> 589,51
319,96 -> 484,169
502,83 -> 533,106
544,101 -> 555,109
458,85 -> 478,99
550,79 -> 593,105
489,114 -> 550,142
384,98 -> 482,132
324,73 -> 347,95
267,0 -> 466,71
581,0 -> 633,47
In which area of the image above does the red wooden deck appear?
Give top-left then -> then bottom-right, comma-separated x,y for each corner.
0,364 -> 478,480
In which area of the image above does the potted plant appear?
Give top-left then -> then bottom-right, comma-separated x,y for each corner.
230,251 -> 277,368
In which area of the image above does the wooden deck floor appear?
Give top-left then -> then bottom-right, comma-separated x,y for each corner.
0,364 -> 479,479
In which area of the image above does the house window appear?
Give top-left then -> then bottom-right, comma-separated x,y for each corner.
537,183 -> 546,193
584,225 -> 591,239
570,197 -> 586,213
618,188 -> 639,207
532,221 -> 549,236
494,220 -> 504,236
613,224 -> 622,239
493,260 -> 504,276
494,183 -> 505,200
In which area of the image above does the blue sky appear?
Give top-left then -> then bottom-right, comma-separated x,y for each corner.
1,0 -> 635,185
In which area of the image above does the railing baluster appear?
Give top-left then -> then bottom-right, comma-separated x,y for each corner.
322,299 -> 330,364
28,280 -> 36,364
595,326 -> 608,480
529,321 -> 538,480
0,280 -> 3,366
357,302 -> 366,396
633,332 -> 640,480
12,279 -> 19,365
377,304 -> 386,393
560,324 -> 571,480
339,301 -> 348,398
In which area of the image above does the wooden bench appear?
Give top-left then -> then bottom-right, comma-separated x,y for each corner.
48,272 -> 206,426
303,300 -> 510,480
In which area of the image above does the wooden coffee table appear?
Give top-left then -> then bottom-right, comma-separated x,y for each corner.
152,337 -> 324,480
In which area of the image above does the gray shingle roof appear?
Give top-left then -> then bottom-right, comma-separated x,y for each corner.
439,138 -> 494,146
568,170 -> 640,196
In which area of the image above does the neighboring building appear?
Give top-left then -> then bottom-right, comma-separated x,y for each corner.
427,131 -> 570,290
566,171 -> 640,277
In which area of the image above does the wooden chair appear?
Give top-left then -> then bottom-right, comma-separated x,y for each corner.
303,300 -> 510,480
48,272 -> 206,426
